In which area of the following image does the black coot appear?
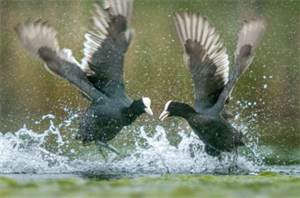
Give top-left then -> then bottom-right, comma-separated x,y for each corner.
160,12 -> 267,171
15,0 -> 153,156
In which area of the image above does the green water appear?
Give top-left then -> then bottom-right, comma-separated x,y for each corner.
1,172 -> 300,198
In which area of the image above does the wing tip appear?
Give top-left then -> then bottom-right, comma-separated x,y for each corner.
234,17 -> 267,76
15,19 -> 60,61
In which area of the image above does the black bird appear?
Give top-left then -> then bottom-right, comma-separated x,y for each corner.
15,0 -> 153,156
160,12 -> 267,170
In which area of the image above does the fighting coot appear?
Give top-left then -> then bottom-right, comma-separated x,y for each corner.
15,0 -> 153,156
160,12 -> 267,170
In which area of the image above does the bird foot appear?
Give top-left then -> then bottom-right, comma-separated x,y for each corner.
228,155 -> 239,174
228,148 -> 239,174
95,140 -> 122,161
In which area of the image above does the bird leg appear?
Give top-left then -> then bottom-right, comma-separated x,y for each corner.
228,148 -> 238,174
156,153 -> 170,174
211,153 -> 226,173
95,140 -> 121,157
98,146 -> 108,162
218,154 -> 224,163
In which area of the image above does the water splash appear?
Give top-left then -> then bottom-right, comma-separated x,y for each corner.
0,112 -> 262,175
0,125 -> 69,173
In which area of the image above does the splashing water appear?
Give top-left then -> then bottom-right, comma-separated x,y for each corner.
0,111 -> 262,176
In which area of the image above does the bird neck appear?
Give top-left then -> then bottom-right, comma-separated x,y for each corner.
124,99 -> 144,120
173,103 -> 197,120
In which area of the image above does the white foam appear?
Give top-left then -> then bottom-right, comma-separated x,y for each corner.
0,112 -> 261,175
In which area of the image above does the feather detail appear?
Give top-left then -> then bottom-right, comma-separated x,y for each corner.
15,19 -> 60,61
174,12 -> 230,85
234,19 -> 267,76
80,0 -> 135,75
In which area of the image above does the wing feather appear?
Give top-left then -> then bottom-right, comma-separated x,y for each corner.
15,20 -> 106,103
174,12 -> 230,111
80,0 -> 135,98
213,19 -> 267,113
234,19 -> 267,75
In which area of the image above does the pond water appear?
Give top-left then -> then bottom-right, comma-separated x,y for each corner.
0,113 -> 299,179
1,165 -> 300,183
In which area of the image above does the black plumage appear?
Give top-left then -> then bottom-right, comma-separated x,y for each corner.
160,12 -> 267,170
15,0 -> 152,155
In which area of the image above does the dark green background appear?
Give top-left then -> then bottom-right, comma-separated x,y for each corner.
0,0 -> 299,164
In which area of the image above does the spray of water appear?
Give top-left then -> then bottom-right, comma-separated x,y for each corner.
0,109 -> 262,175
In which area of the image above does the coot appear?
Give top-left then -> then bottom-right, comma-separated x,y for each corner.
160,12 -> 267,171
15,0 -> 153,156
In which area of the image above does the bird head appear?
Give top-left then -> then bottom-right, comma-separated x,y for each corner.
159,100 -> 195,120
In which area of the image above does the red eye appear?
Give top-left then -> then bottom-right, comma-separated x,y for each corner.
170,106 -> 174,109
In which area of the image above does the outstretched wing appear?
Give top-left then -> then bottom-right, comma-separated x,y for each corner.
15,20 -> 106,103
79,0 -> 135,98
213,19 -> 267,113
234,19 -> 267,76
174,12 -> 230,112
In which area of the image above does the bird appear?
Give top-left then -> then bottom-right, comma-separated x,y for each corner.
15,0 -> 153,157
159,12 -> 267,172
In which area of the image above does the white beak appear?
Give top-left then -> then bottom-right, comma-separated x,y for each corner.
142,97 -> 153,116
159,110 -> 169,121
145,107 -> 153,116
159,100 -> 172,121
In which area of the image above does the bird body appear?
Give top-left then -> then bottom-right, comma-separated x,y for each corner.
78,97 -> 147,143
188,114 -> 243,153
15,0 -> 153,155
160,12 -> 267,165
161,101 -> 243,155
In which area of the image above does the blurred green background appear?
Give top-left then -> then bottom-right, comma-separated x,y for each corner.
0,0 -> 299,164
